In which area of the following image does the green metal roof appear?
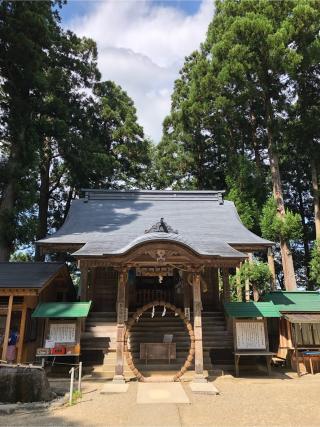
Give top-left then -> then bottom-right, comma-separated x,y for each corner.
32,301 -> 91,318
262,291 -> 320,312
224,302 -> 281,318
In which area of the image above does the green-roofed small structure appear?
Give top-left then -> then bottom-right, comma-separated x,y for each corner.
262,291 -> 320,312
224,302 -> 281,318
32,301 -> 92,318
0,262 -> 75,365
262,292 -> 320,375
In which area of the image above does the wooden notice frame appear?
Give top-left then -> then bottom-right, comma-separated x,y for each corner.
234,318 -> 269,351
233,318 -> 274,377
42,318 -> 81,351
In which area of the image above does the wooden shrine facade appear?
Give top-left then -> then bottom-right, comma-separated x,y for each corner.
77,241 -> 247,383
38,190 -> 273,382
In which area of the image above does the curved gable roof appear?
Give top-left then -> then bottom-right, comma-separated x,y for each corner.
73,232 -> 246,258
38,190 -> 272,257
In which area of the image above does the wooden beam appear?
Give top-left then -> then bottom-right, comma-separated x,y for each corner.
192,273 -> 206,382
1,295 -> 13,361
0,289 -> 37,296
113,269 -> 127,383
17,303 -> 27,363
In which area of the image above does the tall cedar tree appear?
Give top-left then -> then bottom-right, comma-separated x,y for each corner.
157,0 -> 320,289
0,1 -> 60,261
35,32 -> 100,260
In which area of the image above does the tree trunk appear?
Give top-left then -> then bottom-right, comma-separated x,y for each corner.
0,182 -> 15,261
250,111 -> 262,172
35,139 -> 51,261
63,188 -> 74,222
311,158 -> 320,240
267,247 -> 276,290
0,132 -> 23,261
297,186 -> 312,289
266,101 -> 296,290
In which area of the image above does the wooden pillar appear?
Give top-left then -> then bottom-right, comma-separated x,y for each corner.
17,303 -> 27,363
221,268 -> 230,302
1,295 -> 13,361
211,268 -> 220,310
80,266 -> 88,302
236,266 -> 242,301
268,247 -> 276,290
245,253 -> 253,302
113,269 -> 127,383
183,279 -> 191,320
192,273 -> 206,382
125,270 -> 129,322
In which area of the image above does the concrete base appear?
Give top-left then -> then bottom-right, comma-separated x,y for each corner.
192,374 -> 208,383
137,383 -> 190,404
100,383 -> 129,394
189,382 -> 219,395
112,375 -> 126,384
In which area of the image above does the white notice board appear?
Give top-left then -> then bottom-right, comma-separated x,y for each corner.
49,323 -> 76,343
236,321 -> 266,350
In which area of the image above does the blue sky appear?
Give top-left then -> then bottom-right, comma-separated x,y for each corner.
60,0 -> 213,142
60,1 -> 202,22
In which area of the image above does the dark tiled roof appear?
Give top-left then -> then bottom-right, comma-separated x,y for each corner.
0,262 -> 66,289
38,190 -> 272,256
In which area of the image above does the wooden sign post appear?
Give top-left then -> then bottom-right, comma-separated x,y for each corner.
192,273 -> 206,382
233,318 -> 274,377
113,269 -> 127,383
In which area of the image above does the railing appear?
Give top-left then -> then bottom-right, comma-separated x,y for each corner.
69,362 -> 82,405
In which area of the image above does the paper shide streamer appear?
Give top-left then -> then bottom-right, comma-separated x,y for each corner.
162,305 -> 166,317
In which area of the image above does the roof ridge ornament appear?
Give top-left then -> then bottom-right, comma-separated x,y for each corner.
145,218 -> 178,234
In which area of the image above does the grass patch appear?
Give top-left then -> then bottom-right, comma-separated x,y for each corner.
70,390 -> 82,405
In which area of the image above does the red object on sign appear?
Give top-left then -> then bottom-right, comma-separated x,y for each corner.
51,346 -> 66,355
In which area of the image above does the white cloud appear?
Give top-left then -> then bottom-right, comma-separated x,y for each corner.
68,0 -> 214,142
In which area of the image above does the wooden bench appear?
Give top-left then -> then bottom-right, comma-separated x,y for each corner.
234,351 -> 274,377
302,350 -> 320,375
140,343 -> 176,365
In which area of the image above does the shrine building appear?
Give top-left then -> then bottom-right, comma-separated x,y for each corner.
37,189 -> 274,382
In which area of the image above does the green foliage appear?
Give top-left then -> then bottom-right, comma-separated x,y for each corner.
156,0 -> 320,288
230,261 -> 273,294
10,251 -> 34,262
260,197 -> 302,241
310,240 -> 320,287
225,157 -> 265,232
70,390 -> 82,405
0,1 -> 153,259
227,188 -> 256,230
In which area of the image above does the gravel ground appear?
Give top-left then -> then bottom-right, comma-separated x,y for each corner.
1,371 -> 320,427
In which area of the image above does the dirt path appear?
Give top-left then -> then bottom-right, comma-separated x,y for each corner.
1,373 -> 320,427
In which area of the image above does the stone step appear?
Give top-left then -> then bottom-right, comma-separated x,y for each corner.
128,331 -> 229,337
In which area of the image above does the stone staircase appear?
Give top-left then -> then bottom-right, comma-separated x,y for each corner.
81,310 -> 233,379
